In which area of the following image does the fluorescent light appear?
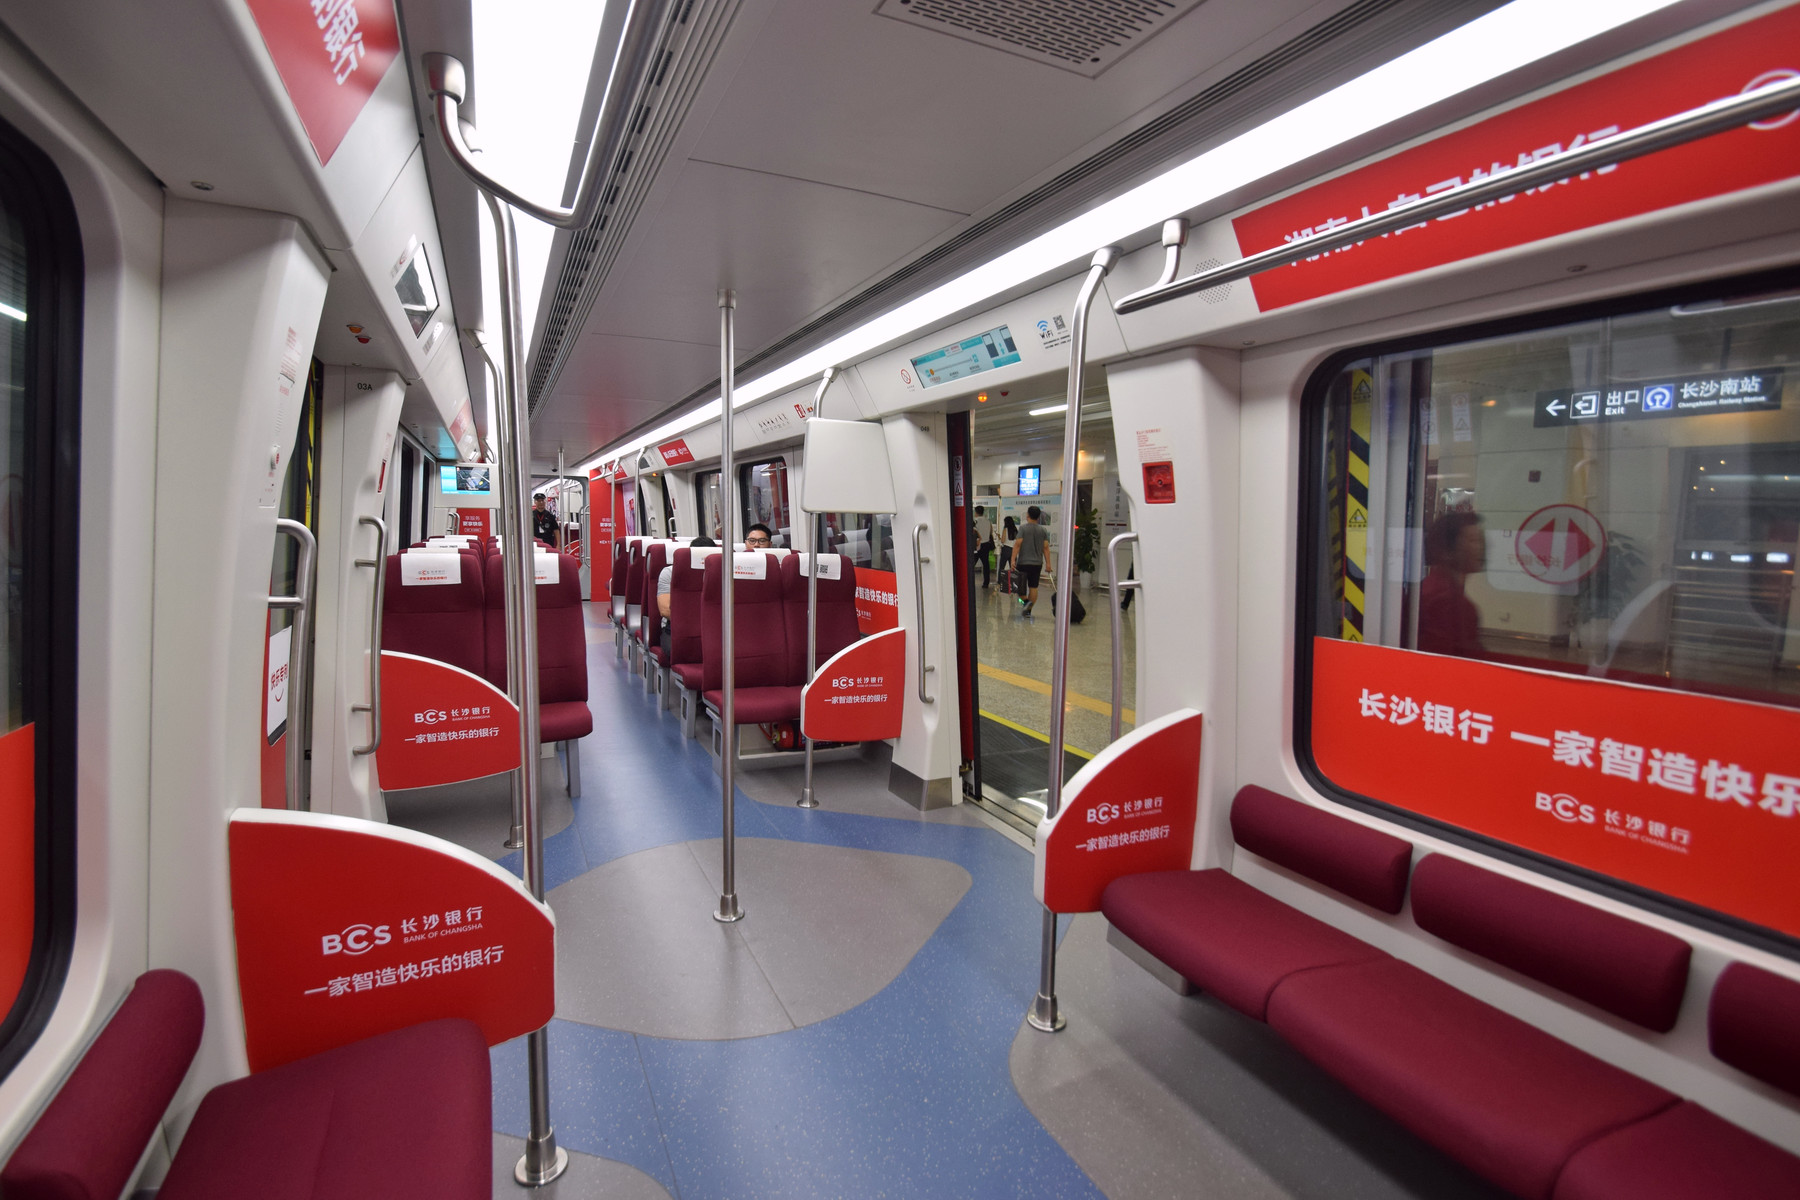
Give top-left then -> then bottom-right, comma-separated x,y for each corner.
0,302 -> 23,322
579,0 -> 1680,471
1028,404 -> 1069,416
472,0 -> 610,350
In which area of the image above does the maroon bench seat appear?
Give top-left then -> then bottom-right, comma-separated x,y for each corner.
1,970 -> 488,1200
1099,785 -> 1800,1200
701,551 -> 800,726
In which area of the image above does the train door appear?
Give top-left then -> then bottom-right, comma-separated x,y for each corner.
259,365 -> 321,809
958,387 -> 1135,837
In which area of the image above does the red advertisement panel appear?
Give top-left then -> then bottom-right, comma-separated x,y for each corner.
0,724 -> 33,1017
244,0 -> 401,166
854,568 -> 901,634
455,508 -> 491,538
1232,7 -> 1800,311
1311,638 -> 1800,939
230,809 -> 554,1072
376,653 -> 521,790
803,629 -> 905,742
658,438 -> 695,467
1034,710 -> 1203,914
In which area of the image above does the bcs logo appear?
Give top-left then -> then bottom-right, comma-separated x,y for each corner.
322,923 -> 392,956
1535,791 -> 1595,825
416,709 -> 448,725
1088,803 -> 1122,825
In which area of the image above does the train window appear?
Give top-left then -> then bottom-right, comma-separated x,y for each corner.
695,470 -> 721,540
0,116 -> 80,1076
1302,279 -> 1800,947
741,458 -> 790,546
818,513 -> 895,574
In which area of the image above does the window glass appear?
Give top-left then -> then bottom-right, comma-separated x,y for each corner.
695,470 -> 721,540
818,513 -> 895,574
1,202 -> 22,731
741,458 -> 791,546
1305,281 -> 1800,944
1312,286 -> 1800,699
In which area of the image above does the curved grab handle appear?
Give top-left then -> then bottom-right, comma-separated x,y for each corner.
268,519 -> 317,810
351,515 -> 388,755
1105,532 -> 1142,744
911,522 -> 935,704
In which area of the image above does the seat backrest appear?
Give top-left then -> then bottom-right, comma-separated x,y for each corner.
383,550 -> 485,678
641,543 -> 671,636
0,970 -> 204,1200
624,542 -> 647,621
702,552 -> 789,691
482,552 -> 588,704
781,554 -> 862,683
1230,784 -> 1413,914
669,547 -> 718,667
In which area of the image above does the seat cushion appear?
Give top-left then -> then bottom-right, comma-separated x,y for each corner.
159,1018 -> 489,1200
1553,1101 -> 1800,1200
1099,869 -> 1387,1020
704,686 -> 802,725
672,662 -> 705,691
540,700 -> 593,743
1266,958 -> 1677,1200
1230,785 -> 1412,913
1709,962 -> 1800,1097
1412,853 -> 1691,1032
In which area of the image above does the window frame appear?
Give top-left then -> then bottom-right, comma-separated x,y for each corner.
0,113 -> 83,1080
1294,264 -> 1800,959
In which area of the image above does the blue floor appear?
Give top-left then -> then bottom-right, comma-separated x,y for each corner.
490,624 -> 1097,1199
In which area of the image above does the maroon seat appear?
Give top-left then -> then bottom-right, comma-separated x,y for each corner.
1709,961 -> 1800,1097
1231,784 -> 1412,913
1413,854 -> 1691,1032
483,552 -> 593,744
0,971 -> 487,1200
641,542 -> 671,663
668,546 -> 715,693
702,551 -> 799,724
1552,1101 -> 1800,1200
381,550 -> 485,678
780,553 -> 862,684
608,538 -> 628,621
1100,869 -> 1386,1020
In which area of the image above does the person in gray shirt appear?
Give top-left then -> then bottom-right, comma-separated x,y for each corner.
1013,506 -> 1050,617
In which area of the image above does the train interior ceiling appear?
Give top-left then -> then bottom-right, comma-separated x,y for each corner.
3,0 -> 1800,1197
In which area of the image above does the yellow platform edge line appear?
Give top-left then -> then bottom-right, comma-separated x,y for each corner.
978,710 -> 1095,761
977,663 -> 1136,725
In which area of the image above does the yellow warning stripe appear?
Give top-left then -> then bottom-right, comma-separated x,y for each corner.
1342,368 -> 1373,643
978,710 -> 1094,761
977,663 -> 1136,725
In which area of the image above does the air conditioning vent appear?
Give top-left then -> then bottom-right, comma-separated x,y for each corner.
875,0 -> 1204,77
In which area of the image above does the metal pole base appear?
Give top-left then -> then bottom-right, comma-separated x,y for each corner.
505,823 -> 525,849
1027,991 -> 1066,1033
513,1137 -> 568,1187
714,893 -> 745,923
797,785 -> 819,809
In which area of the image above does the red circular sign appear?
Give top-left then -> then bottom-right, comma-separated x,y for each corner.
1514,504 -> 1607,585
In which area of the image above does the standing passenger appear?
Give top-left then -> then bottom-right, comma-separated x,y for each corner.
998,516 -> 1018,583
972,507 -> 994,588
1013,506 -> 1050,617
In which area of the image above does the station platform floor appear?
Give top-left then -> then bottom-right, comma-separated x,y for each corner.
387,603 -> 1498,1200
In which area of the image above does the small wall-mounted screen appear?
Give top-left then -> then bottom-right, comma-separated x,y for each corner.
1018,465 -> 1041,497
910,324 -> 1022,388
440,464 -> 492,495
395,245 -> 440,337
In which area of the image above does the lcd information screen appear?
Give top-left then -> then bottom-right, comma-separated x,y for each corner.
440,464 -> 492,495
910,324 -> 1021,388
1018,466 -> 1041,497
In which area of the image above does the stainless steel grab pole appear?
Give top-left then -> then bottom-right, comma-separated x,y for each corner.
474,336 -> 528,852
716,291 -> 744,923
479,192 -> 566,1189
1113,76 -> 1800,315
421,0 -> 672,230
799,367 -> 837,810
349,515 -> 388,755
1105,532 -> 1141,744
1030,246 -> 1121,1036
911,524 -> 935,703
268,519 -> 316,811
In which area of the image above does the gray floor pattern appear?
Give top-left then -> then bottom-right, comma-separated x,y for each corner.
384,762 -> 575,861
1010,914 -> 1508,1200
733,742 -> 991,829
549,836 -> 971,1039
492,1134 -> 672,1200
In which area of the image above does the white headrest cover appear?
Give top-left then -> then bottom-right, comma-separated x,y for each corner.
401,549 -> 462,586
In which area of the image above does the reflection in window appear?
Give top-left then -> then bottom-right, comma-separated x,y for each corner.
818,513 -> 895,574
695,470 -> 721,541
1313,285 -> 1800,708
741,459 -> 791,546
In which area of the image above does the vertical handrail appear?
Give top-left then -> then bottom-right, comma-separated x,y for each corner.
268,518 -> 316,811
798,367 -> 836,810
1106,532 -> 1141,744
715,291 -> 744,924
911,523 -> 935,704
350,515 -> 387,756
1030,245 -> 1121,1037
472,334 -> 527,850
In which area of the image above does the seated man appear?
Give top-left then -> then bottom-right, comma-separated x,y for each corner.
745,523 -> 773,549
659,536 -> 715,660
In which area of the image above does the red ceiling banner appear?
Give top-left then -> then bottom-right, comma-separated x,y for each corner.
1232,6 -> 1800,311
244,0 -> 402,165
1034,709 -> 1203,914
802,628 -> 905,742
658,439 -> 695,467
229,809 -> 555,1072
1311,638 -> 1800,940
